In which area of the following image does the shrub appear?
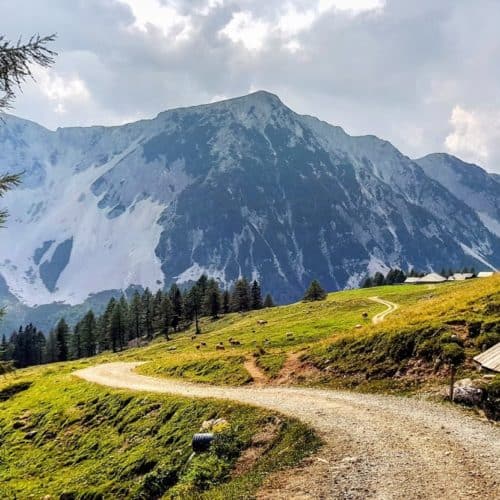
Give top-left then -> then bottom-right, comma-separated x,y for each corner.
441,343 -> 465,366
475,332 -> 500,351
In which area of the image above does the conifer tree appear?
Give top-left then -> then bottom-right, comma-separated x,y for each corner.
222,290 -> 231,314
231,278 -> 251,312
70,323 -> 82,360
250,280 -> 263,310
118,295 -> 130,344
45,329 -> 58,363
196,274 -> 209,298
0,333 -> 9,361
129,290 -> 142,340
142,288 -> 154,340
303,280 -> 327,302
204,279 -> 221,319
186,284 -> 203,334
158,295 -> 173,340
361,276 -> 373,288
80,310 -> 97,357
55,318 -> 69,362
169,284 -> 183,332
263,293 -> 275,308
152,289 -> 163,334
373,272 -> 385,287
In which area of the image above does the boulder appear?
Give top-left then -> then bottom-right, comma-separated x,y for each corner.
453,379 -> 483,406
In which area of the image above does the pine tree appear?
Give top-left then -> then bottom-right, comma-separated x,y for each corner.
263,293 -> 275,308
158,295 -> 173,340
109,302 -> 125,352
169,284 -> 183,332
0,333 -> 9,361
196,274 -> 209,298
80,310 -> 97,357
99,298 -> 117,351
152,289 -> 164,335
204,279 -> 221,319
303,280 -> 327,301
118,295 -> 130,345
250,280 -> 263,310
129,291 -> 142,340
361,276 -> 373,288
45,329 -> 58,363
70,323 -> 82,360
186,285 -> 203,334
373,272 -> 385,287
55,318 -> 69,362
222,290 -> 231,314
231,278 -> 251,312
142,288 -> 154,340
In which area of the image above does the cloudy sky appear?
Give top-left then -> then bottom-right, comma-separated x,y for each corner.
2,0 -> 500,172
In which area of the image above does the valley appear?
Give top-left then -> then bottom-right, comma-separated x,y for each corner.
1,277 -> 498,498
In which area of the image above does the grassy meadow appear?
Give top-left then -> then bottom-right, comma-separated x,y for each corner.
0,360 -> 318,499
0,276 -> 498,497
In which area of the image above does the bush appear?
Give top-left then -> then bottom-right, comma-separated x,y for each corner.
467,321 -> 482,337
475,332 -> 500,351
441,343 -> 465,366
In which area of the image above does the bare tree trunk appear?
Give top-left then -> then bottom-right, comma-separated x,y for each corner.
449,365 -> 456,401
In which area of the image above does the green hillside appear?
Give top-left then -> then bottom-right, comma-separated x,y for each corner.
128,277 -> 499,392
1,276 -> 498,498
0,361 -> 318,499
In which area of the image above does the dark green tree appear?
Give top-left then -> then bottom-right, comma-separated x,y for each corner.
142,288 -> 154,340
80,310 -> 97,357
158,295 -> 173,340
70,323 -> 83,360
361,276 -> 373,288
263,293 -> 275,308
129,290 -> 142,340
169,284 -> 183,332
303,280 -> 327,302
186,285 -> 203,334
55,318 -> 69,362
222,289 -> 231,314
250,280 -> 262,310
372,272 -> 385,287
231,278 -> 250,312
204,279 -> 221,319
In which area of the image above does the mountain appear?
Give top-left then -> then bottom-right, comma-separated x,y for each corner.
415,153 -> 500,237
0,91 -> 499,333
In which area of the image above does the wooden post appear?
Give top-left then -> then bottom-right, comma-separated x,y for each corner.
449,364 -> 456,401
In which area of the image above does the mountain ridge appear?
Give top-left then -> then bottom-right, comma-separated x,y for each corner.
0,90 -> 499,334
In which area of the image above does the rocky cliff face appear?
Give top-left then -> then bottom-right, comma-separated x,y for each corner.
0,91 -> 498,317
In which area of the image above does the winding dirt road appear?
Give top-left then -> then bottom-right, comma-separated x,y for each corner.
370,296 -> 399,324
75,362 -> 499,499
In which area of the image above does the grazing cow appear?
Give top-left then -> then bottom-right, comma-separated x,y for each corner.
216,344 -> 225,351
355,324 -> 363,329
230,339 -> 241,346
286,332 -> 294,337
257,320 -> 268,325
191,335 -> 197,340
362,312 -> 369,319
200,342 -> 207,346
196,345 -> 200,350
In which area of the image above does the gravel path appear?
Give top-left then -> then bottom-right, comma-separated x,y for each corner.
75,362 -> 499,499
370,296 -> 399,324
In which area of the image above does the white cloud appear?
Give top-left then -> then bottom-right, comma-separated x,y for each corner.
219,11 -> 271,51
33,67 -> 90,115
318,0 -> 385,14
445,105 -> 496,163
119,0 -> 193,42
219,1 -> 385,52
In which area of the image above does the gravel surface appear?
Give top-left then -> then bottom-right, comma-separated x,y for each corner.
369,296 -> 399,324
75,362 -> 500,499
